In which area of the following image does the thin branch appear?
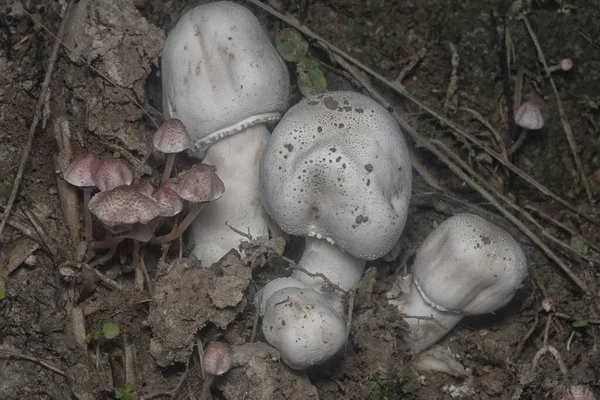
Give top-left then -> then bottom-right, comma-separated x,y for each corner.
0,349 -> 66,376
0,1 -> 74,238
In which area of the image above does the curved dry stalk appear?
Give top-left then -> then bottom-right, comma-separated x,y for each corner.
245,0 -> 598,226
151,203 -> 207,245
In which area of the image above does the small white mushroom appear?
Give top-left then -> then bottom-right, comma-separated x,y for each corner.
391,213 -> 528,351
259,91 -> 412,368
161,1 -> 290,266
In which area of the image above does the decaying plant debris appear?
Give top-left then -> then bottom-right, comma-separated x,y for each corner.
0,0 -> 599,399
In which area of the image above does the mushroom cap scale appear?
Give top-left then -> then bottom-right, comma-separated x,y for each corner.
413,213 -> 527,315
63,153 -> 103,187
88,186 -> 161,227
153,118 -> 192,154
161,1 -> 290,154
260,91 -> 412,260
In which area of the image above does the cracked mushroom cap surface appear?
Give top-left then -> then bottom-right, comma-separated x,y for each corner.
413,213 -> 528,315
260,91 -> 412,260
63,153 -> 103,187
161,1 -> 290,153
88,186 -> 161,227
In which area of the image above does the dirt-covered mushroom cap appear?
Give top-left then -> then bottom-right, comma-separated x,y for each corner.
94,159 -> 133,192
260,91 -> 412,260
153,118 -> 192,154
161,1 -> 290,153
515,102 -> 544,130
63,153 -> 103,187
174,164 -> 225,203
413,213 -> 528,315
88,186 -> 161,227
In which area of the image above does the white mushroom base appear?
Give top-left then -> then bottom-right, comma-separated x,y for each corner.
390,281 -> 464,351
189,124 -> 270,266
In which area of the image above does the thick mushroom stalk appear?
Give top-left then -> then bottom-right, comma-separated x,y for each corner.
259,91 -> 412,368
161,1 -> 289,266
390,214 -> 528,351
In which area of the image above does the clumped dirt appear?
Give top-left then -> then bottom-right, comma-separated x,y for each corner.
0,0 -> 599,399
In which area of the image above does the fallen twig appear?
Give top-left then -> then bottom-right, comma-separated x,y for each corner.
0,349 -> 66,376
523,15 -> 594,207
0,1 -> 74,239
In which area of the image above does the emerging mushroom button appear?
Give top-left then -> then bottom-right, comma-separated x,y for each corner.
392,213 -> 528,351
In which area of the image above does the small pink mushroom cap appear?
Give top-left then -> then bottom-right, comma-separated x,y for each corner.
564,385 -> 596,400
175,164 -> 225,203
94,160 -> 134,192
153,118 -> 193,154
153,185 -> 184,217
88,186 -> 161,227
559,58 -> 573,71
63,153 -> 103,187
515,102 -> 544,130
203,341 -> 232,376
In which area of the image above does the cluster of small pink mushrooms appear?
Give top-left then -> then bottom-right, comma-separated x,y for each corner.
154,0 -> 537,374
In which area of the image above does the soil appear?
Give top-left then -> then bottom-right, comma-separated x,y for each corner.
1,0 -> 599,399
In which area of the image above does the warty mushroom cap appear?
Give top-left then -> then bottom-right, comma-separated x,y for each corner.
153,118 -> 193,154
260,91 -> 412,260
88,186 -> 161,227
203,341 -> 232,376
413,213 -> 528,315
94,159 -> 134,192
515,102 -> 544,130
174,164 -> 225,203
63,153 -> 103,187
161,1 -> 290,154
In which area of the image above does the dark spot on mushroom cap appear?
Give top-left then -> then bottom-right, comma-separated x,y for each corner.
323,96 -> 339,110
364,164 -> 373,172
284,143 -> 294,152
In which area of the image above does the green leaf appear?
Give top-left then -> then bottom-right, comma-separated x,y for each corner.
569,235 -> 588,255
85,329 -> 102,344
297,65 -> 327,97
124,382 -> 135,392
275,28 -> 309,62
103,323 -> 120,339
112,151 -> 121,159
0,286 -> 5,300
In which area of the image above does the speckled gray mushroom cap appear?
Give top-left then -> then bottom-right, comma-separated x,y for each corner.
88,186 -> 161,227
161,1 -> 290,154
260,91 -> 412,260
413,213 -> 528,315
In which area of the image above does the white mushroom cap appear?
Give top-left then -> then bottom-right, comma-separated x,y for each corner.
413,213 -> 527,315
161,1 -> 290,154
260,91 -> 412,260
515,102 -> 544,130
261,286 -> 346,370
255,277 -> 311,316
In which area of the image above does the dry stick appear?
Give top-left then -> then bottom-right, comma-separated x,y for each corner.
251,291 -> 262,343
523,16 -> 594,207
432,138 -> 598,267
514,309 -> 540,359
244,0 -> 598,227
21,207 -> 58,258
0,350 -> 66,376
0,1 -> 74,239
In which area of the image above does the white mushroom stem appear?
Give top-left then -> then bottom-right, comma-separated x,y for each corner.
392,281 -> 464,351
161,154 -> 176,184
83,188 -> 93,240
291,237 -> 366,315
189,124 -> 270,266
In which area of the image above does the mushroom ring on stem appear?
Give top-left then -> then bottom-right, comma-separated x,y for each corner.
259,91 -> 412,369
391,213 -> 528,351
161,1 -> 290,266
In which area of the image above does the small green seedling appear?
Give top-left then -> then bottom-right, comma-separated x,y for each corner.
0,286 -> 6,301
571,315 -> 589,328
116,381 -> 136,400
112,151 -> 121,159
569,235 -> 588,255
275,28 -> 327,97
85,322 -> 120,367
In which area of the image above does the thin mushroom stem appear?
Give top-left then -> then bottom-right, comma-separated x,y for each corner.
161,154 -> 175,184
91,235 -> 124,249
151,203 -> 207,245
83,188 -> 93,240
199,374 -> 215,400
507,128 -> 528,155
